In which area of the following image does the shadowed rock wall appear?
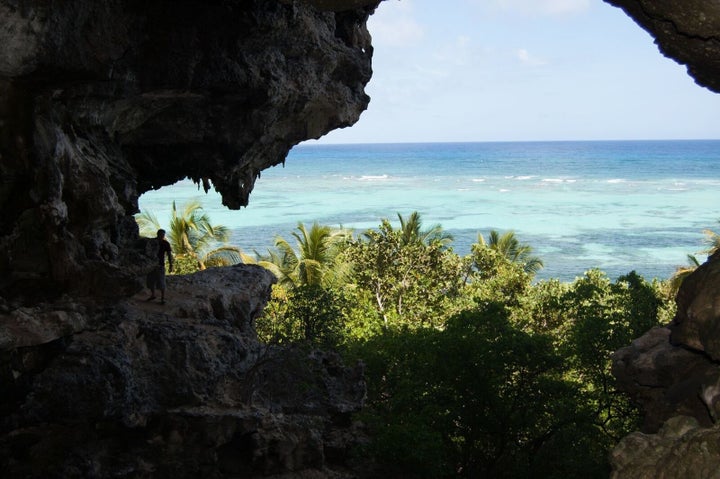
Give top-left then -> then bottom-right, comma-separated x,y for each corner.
1,266 -> 367,478
2,0 -> 720,477
0,0 -> 376,301
611,253 -> 720,478
599,4 -> 720,477
1,1 -> 375,477
605,0 -> 720,92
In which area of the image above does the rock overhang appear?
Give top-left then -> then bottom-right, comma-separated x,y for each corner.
0,0 -> 378,298
2,0 -> 720,477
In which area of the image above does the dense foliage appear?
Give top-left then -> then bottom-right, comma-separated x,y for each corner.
136,200 -> 248,273
252,212 -> 676,478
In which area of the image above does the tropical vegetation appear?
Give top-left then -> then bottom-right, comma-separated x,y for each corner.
251,211 -> 679,477
135,200 -> 247,273
256,221 -> 353,289
667,220 -> 718,296
136,203 -> 699,477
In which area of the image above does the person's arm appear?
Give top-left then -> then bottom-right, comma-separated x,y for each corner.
167,244 -> 174,273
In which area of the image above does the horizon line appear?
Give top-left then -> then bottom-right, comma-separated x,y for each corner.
299,137 -> 720,147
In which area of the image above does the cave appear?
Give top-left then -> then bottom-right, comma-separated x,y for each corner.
1,0 -> 720,477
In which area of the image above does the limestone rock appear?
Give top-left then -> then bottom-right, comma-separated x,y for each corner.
612,254 -> 720,430
0,0 -> 377,300
4,0 -> 720,477
670,252 -> 720,358
1,265 -> 367,478
611,253 -> 720,476
604,0 -> 720,93
611,416 -> 720,479
611,326 -> 720,432
0,1 -> 376,476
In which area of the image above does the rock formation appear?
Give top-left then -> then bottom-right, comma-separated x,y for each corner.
1,266 -> 366,477
2,0 -> 720,477
605,0 -> 720,93
1,0 -> 376,477
611,252 -> 720,478
584,2 -> 720,476
0,0 -> 377,301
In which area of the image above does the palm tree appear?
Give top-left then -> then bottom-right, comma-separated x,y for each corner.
136,200 -> 247,271
396,211 -> 454,248
476,229 -> 544,274
702,222 -> 720,256
666,221 -> 719,296
258,222 -> 353,289
667,254 -> 701,298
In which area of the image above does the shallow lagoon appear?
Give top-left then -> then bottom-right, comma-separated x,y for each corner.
139,140 -> 720,282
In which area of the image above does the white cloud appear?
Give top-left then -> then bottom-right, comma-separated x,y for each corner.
516,48 -> 547,66
491,0 -> 590,15
541,0 -> 590,14
432,36 -> 473,66
368,0 -> 425,47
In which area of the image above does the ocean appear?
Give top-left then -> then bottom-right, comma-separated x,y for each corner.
138,140 -> 720,282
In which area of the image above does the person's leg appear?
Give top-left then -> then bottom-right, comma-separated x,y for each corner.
158,269 -> 166,304
146,272 -> 157,300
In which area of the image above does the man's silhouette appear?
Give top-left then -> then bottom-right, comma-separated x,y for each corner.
147,229 -> 173,304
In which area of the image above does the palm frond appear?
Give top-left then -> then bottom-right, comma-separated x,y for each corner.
202,245 -> 244,267
135,210 -> 162,238
397,211 -> 453,247
667,254 -> 701,298
702,226 -> 720,256
476,229 -> 543,275
259,222 -> 354,290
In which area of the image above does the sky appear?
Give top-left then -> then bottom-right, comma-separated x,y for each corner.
311,0 -> 720,144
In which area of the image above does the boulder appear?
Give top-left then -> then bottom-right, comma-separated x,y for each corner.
1,265 -> 367,478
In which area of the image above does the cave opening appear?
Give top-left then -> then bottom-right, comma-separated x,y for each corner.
135,0 -> 720,284
2,1 -> 720,478
136,178 -> 253,275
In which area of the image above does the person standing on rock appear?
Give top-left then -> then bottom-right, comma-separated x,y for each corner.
147,229 -> 173,304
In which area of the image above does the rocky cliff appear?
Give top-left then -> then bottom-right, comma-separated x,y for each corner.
597,2 -> 720,477
605,0 -> 720,93
0,0 -> 377,301
2,0 -> 720,477
1,0 -> 376,477
610,253 -> 720,478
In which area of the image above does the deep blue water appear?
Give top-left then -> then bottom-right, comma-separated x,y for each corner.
139,140 -> 720,282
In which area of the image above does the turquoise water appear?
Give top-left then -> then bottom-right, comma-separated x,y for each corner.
138,140 -> 720,282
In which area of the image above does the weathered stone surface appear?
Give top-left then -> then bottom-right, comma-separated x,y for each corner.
670,252 -> 720,358
604,0 -> 720,93
611,253 -> 720,476
282,0 -> 378,12
612,326 -> 720,432
0,0 -> 377,300
610,416 -> 720,479
3,0 -> 720,477
1,1 -> 375,476
1,265 -> 367,478
612,254 -> 720,431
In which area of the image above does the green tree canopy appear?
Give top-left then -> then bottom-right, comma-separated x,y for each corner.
253,214 -> 675,477
350,302 -> 604,479
258,222 -> 353,290
476,229 -> 544,275
347,216 -> 465,329
135,200 -> 245,272
396,211 -> 454,248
